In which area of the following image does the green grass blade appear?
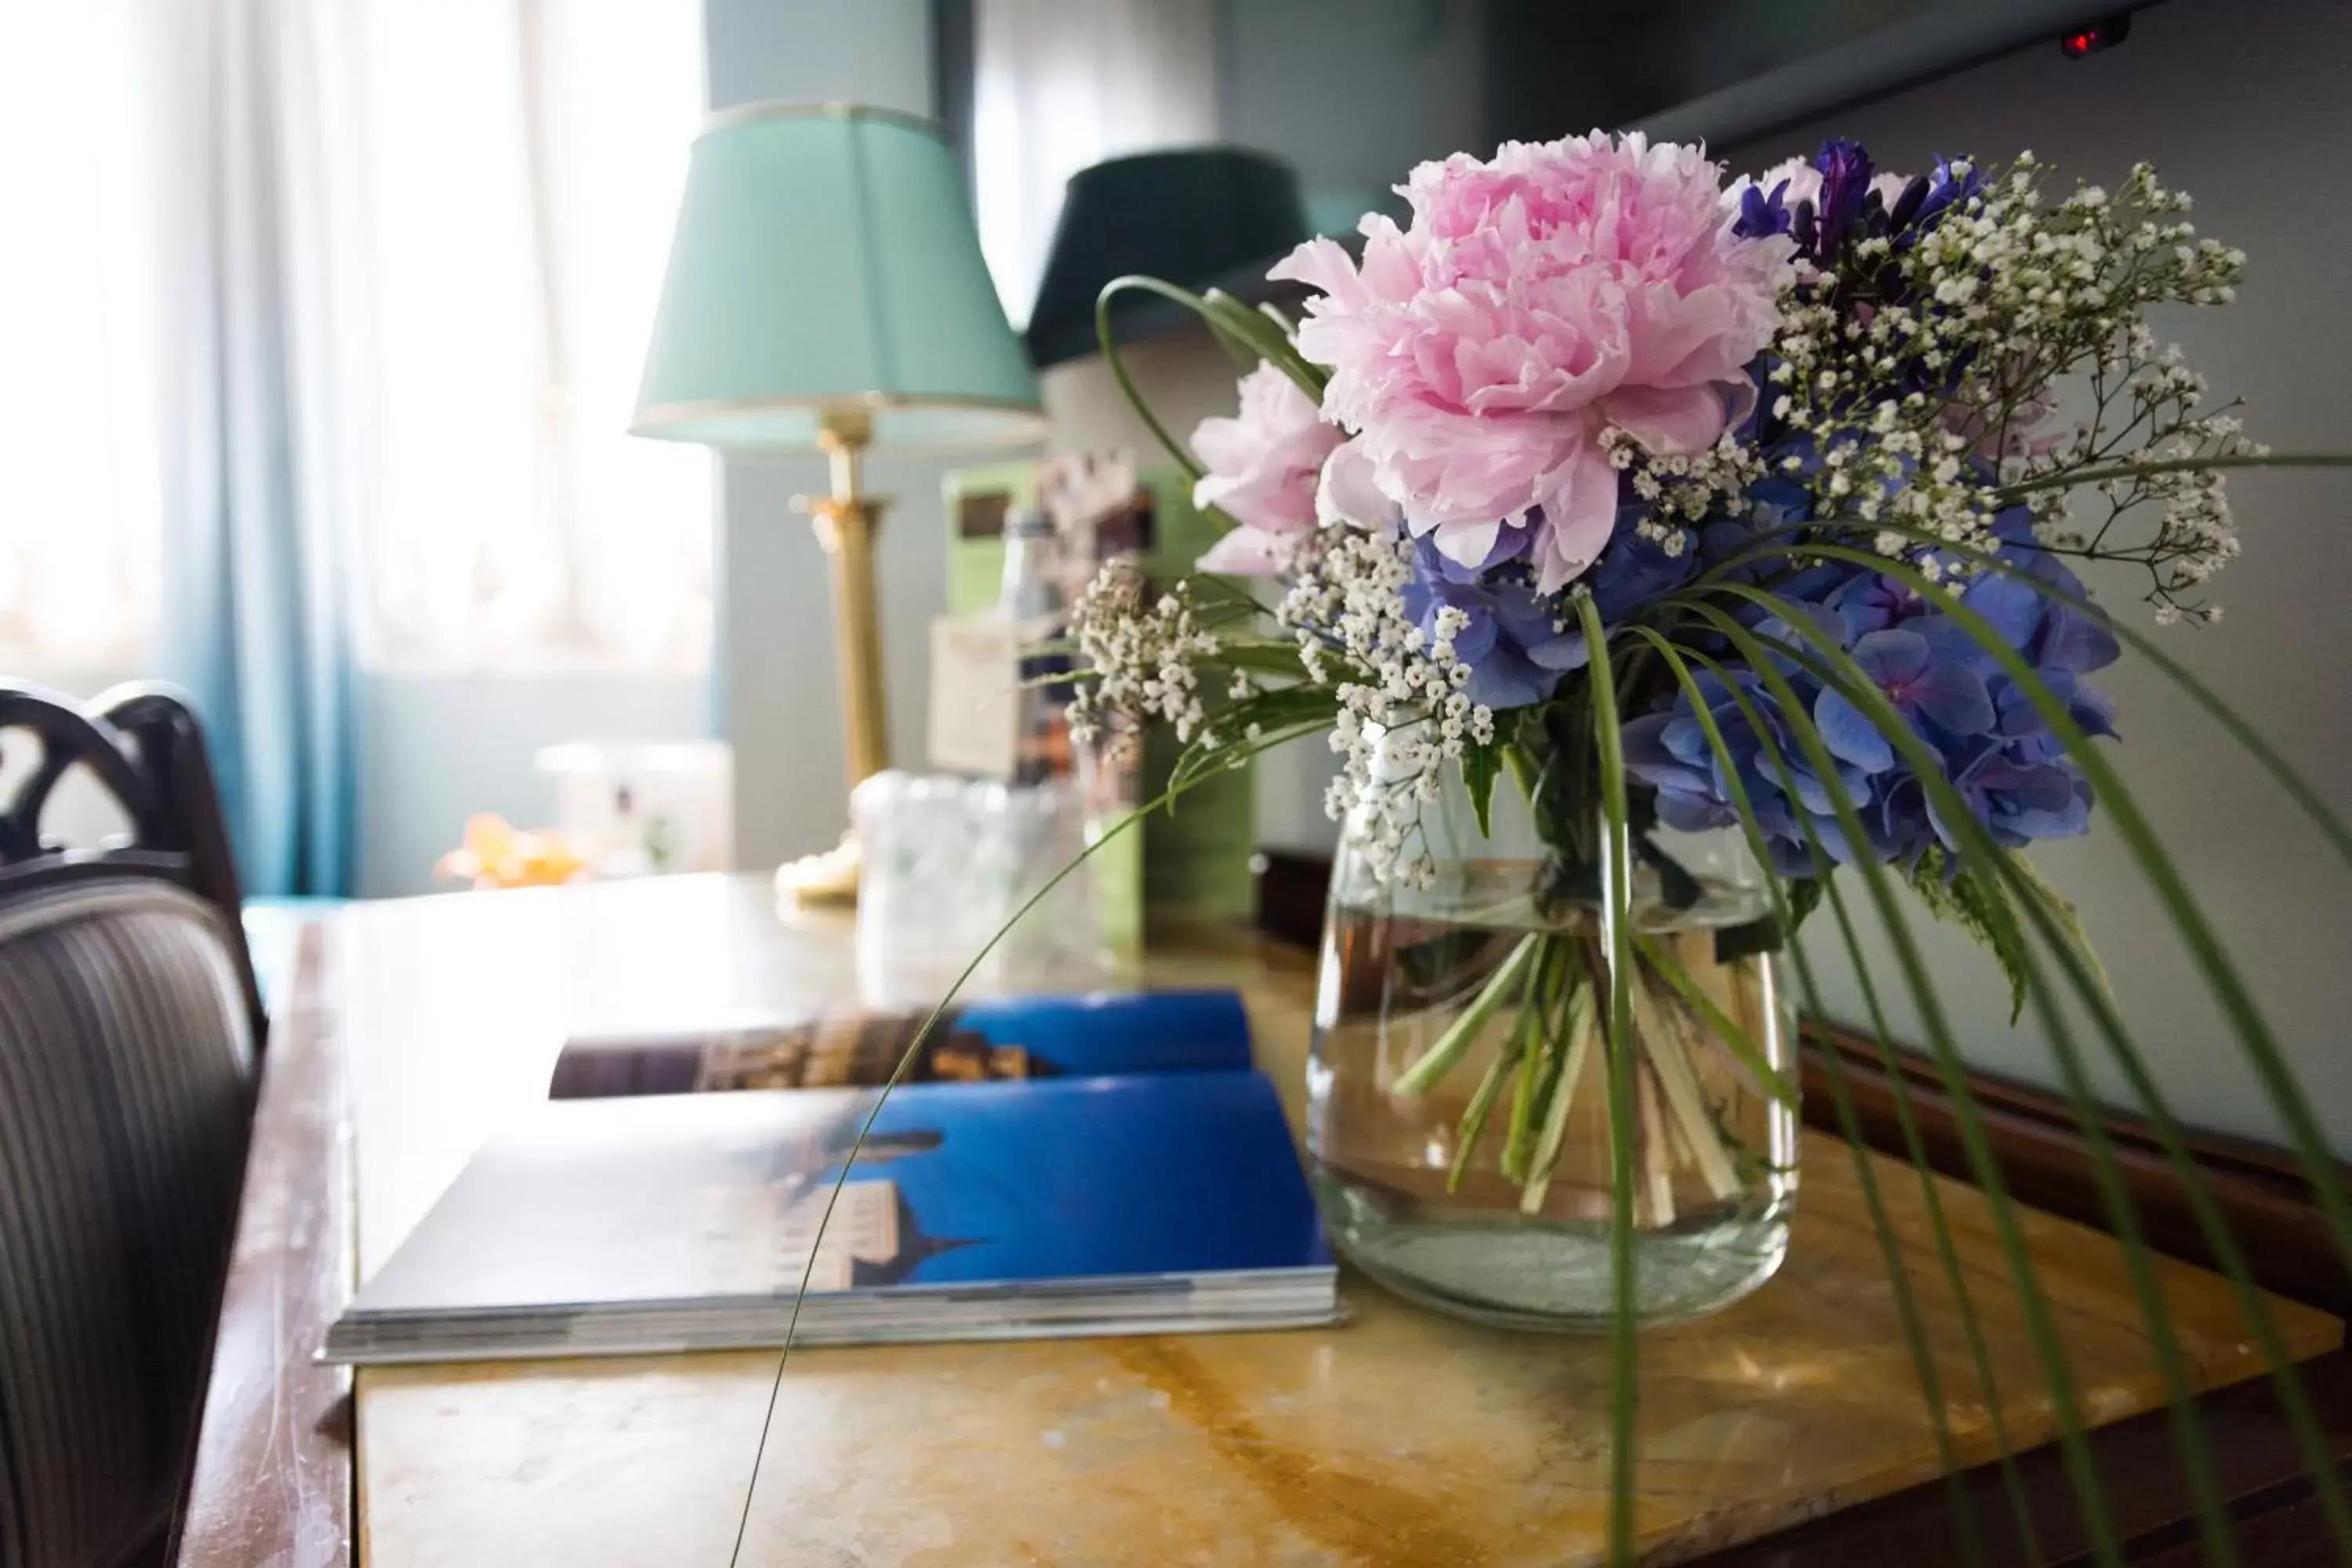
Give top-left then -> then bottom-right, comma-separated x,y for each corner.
1688,599 -> 2128,1566
1646,629 -> 2045,1559
1624,626 -> 1993,1567
1704,587 -> 2352,1563
2090,623 -> 2351,869
1630,932 -> 1798,1110
1992,451 -> 2352,503
1450,951 -> 1549,1192
1570,588 -> 1642,1566
1520,975 -> 1598,1213
1728,556 -> 2349,1558
2002,871 -> 2247,1566
1395,931 -> 1541,1094
1784,546 -> 2352,1284
2004,866 -> 2352,1562
1699,597 -> 2256,1563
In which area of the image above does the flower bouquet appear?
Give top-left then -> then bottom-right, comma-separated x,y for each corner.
1075,129 -> 2295,1338
1062,123 -> 2352,1496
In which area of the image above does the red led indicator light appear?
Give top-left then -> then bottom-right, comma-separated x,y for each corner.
2060,14 -> 2132,58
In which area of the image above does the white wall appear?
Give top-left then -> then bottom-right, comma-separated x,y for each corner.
1722,0 -> 2352,1153
1217,0 -> 1485,228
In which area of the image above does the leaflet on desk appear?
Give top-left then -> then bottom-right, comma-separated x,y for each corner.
546,988 -> 1253,1098
324,1069 -> 1337,1364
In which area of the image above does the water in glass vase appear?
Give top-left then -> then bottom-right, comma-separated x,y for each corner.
1308,860 -> 1798,1332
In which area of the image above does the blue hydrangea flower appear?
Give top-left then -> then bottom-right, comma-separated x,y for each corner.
1399,502 -> 1703,711
1398,532 -> 1584,710
1624,666 -> 1884,880
1813,627 -> 1998,775
1624,510 -> 2122,873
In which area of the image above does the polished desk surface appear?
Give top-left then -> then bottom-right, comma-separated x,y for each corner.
336,875 -> 2337,1567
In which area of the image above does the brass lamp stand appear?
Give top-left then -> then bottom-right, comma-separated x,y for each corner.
775,407 -> 891,904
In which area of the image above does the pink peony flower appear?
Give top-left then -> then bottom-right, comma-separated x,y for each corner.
1315,437 -> 1402,531
1274,132 -> 1797,592
1189,362 -> 1343,575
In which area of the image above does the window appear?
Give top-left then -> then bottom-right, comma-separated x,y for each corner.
971,0 -> 1218,327
350,0 -> 713,671
0,0 -> 710,679
0,0 -> 165,674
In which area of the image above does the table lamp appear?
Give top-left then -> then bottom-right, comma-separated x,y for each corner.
633,103 -> 1047,901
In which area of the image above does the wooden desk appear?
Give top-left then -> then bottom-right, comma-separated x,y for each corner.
300,876 -> 2336,1566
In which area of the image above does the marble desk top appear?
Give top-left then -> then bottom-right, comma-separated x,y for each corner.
336,876 -> 2339,1566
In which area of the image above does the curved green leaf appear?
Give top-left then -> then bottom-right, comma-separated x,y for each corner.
1627,626 -> 1999,1564
1570,588 -> 1642,1567
1711,579 -> 2350,1562
1782,546 -> 2352,1283
1686,598 -> 2128,1566
1094,275 -> 1210,481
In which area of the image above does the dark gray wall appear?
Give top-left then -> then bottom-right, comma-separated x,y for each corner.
1728,0 -> 2352,1152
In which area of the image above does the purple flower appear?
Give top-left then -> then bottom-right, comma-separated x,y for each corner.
1730,143 -> 1984,275
1733,176 -> 1798,244
1812,140 -> 1875,252
1905,156 -> 1988,237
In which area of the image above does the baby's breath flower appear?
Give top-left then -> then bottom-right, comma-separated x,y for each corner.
1065,561 -> 1221,747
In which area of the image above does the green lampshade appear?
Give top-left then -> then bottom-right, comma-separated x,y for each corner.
633,103 -> 1046,452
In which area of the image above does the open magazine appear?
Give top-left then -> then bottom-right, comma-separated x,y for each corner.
546,989 -> 1255,1097
326,993 -> 1337,1364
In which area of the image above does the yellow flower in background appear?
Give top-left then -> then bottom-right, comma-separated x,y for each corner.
434,814 -> 588,890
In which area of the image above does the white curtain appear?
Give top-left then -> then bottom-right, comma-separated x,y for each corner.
0,1 -> 168,672
971,0 -> 1220,327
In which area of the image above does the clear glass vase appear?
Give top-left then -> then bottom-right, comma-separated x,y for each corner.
1308,762 -> 1799,1332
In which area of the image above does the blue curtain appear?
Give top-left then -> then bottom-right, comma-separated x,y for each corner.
155,0 -> 357,898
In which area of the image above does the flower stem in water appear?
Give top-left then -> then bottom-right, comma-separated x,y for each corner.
1520,971 -> 1596,1214
1448,943 -> 1553,1192
1631,971 -> 1747,1203
1393,929 -> 1541,1096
